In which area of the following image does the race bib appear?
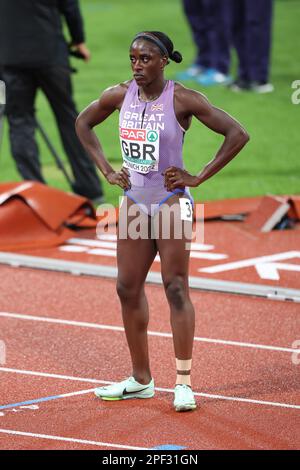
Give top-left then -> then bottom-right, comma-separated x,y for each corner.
119,128 -> 160,174
179,198 -> 193,222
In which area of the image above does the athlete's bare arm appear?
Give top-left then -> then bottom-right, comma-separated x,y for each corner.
164,83 -> 250,190
76,82 -> 131,190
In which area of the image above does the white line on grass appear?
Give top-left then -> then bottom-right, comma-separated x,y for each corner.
0,311 -> 297,354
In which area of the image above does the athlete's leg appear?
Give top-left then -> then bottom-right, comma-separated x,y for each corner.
117,197 -> 157,385
154,195 -> 195,377
154,194 -> 197,411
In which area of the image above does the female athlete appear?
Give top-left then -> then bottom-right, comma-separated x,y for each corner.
76,31 -> 249,411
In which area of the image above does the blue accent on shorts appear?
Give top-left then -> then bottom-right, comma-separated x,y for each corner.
124,192 -> 140,208
158,188 -> 185,207
124,188 -> 194,217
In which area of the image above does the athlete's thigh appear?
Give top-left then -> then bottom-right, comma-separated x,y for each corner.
117,196 -> 157,287
155,194 -> 193,282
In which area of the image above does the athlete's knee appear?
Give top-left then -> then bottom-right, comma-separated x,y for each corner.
116,279 -> 142,303
165,276 -> 187,310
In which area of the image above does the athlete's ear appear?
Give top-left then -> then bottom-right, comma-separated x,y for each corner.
161,56 -> 169,69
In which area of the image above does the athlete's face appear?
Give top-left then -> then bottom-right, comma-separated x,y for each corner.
129,40 -> 167,85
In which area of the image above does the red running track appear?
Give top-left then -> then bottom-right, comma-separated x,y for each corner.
14,219 -> 300,290
0,266 -> 299,450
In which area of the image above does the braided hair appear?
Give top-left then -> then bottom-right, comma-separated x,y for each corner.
131,31 -> 183,64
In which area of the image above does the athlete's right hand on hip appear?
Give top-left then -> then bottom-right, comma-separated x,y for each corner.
106,167 -> 131,191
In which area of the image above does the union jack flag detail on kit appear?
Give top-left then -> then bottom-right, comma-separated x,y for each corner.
151,104 -> 164,111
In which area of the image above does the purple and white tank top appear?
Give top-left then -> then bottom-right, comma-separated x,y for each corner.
119,79 -> 186,188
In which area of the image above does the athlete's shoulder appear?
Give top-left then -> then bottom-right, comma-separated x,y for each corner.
174,81 -> 210,112
100,80 -> 133,110
174,81 -> 207,101
101,81 -> 131,99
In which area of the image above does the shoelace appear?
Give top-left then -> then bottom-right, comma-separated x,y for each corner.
176,384 -> 190,390
175,385 -> 194,399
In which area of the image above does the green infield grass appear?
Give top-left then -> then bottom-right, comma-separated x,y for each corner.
1,0 -> 299,204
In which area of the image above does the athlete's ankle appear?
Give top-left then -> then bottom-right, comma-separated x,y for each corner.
132,373 -> 152,385
175,358 -> 192,386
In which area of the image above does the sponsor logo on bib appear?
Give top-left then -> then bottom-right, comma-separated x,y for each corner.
120,127 -> 160,174
147,130 -> 158,142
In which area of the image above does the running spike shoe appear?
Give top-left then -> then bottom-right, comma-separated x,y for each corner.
173,384 -> 197,412
94,376 -> 155,401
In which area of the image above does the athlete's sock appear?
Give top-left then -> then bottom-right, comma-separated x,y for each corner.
176,358 -> 192,387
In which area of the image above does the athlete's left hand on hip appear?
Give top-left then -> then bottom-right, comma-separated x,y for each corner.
163,167 -> 200,191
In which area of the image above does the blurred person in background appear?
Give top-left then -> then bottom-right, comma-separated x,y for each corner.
0,0 -> 104,203
229,0 -> 274,93
0,75 -> 5,152
177,0 -> 232,86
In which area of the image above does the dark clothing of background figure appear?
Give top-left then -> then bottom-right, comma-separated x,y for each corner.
0,0 -> 103,200
231,0 -> 274,83
0,72 -> 5,153
182,0 -> 232,75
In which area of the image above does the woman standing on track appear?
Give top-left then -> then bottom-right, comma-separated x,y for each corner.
76,31 -> 249,411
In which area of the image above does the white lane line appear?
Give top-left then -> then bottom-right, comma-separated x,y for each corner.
68,238 -> 215,252
97,234 -> 117,241
0,367 -> 107,384
0,429 -> 147,450
155,387 -> 300,410
0,368 -> 299,410
200,251 -> 300,273
81,248 -> 117,257
67,239 -> 117,249
0,311 -> 298,354
60,245 -> 226,261
0,388 -> 96,411
60,246 -> 89,253
190,252 -> 227,260
64,238 -> 227,260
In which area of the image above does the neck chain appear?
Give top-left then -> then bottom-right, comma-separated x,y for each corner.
139,92 -> 160,102
139,81 -> 166,102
